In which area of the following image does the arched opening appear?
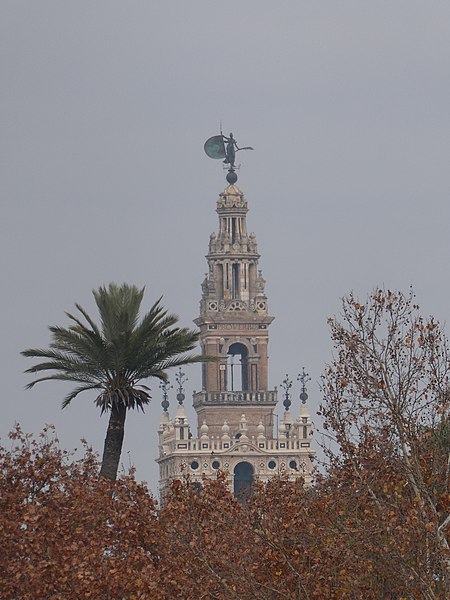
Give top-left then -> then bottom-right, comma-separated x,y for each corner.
233,461 -> 254,500
227,343 -> 248,391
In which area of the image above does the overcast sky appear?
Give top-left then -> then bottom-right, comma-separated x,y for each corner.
1,2 -> 450,494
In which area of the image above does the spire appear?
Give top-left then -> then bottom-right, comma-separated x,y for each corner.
171,367 -> 189,439
159,379 -> 172,451
198,184 -> 270,318
160,379 -> 171,413
297,367 -> 311,417
239,414 -> 249,442
221,420 -> 231,445
280,374 -> 293,412
296,367 -> 313,440
175,367 -> 187,406
257,421 -> 266,443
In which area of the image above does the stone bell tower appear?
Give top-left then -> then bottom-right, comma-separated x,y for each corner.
193,183 -> 276,439
157,134 -> 314,498
157,180 -> 314,499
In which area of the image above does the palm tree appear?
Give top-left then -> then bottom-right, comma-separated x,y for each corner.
22,283 -> 204,481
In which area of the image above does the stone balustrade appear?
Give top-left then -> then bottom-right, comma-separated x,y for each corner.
193,390 -> 277,408
160,436 -> 311,457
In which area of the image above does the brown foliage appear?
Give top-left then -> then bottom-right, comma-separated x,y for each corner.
320,288 -> 450,598
0,426 -> 160,599
1,425 -> 448,598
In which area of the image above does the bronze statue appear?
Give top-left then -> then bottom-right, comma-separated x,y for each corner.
204,130 -> 253,169
222,132 -> 238,167
204,129 -> 253,184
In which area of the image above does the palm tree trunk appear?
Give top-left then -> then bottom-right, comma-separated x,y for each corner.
100,404 -> 127,480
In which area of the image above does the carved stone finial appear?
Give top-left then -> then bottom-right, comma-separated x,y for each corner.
256,270 -> 266,292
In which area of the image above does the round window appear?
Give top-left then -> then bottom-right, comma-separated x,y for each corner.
268,460 -> 276,470
212,460 -> 220,470
190,460 -> 199,470
289,460 -> 298,469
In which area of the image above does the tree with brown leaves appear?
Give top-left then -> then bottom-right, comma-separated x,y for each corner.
0,426 -> 161,599
320,288 -> 450,598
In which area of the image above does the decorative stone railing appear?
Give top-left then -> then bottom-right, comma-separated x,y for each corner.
160,436 -> 312,456
193,390 -> 277,408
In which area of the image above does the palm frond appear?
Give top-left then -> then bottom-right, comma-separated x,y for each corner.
93,283 -> 144,343
74,303 -> 101,336
62,383 -> 103,408
94,385 -> 151,414
136,353 -> 208,380
25,373 -> 100,390
24,361 -> 100,381
49,325 -> 106,360
23,283 -> 209,415
22,346 -> 107,383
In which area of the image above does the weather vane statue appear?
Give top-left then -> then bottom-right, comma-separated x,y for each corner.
204,126 -> 253,184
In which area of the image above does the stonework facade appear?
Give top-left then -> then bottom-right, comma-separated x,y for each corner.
157,183 -> 314,498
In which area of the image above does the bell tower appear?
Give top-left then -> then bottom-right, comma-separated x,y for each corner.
193,183 -> 277,440
156,135 -> 314,499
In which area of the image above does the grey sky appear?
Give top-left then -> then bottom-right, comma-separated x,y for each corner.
1,2 -> 450,493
